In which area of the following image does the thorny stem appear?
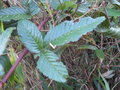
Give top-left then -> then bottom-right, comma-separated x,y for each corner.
0,10 -> 58,88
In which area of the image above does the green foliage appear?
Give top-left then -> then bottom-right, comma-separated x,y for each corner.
0,64 -> 5,77
1,0 -> 120,89
0,0 -> 40,21
17,16 -> 105,82
92,11 -> 110,29
100,72 -> 110,90
107,8 -> 120,17
0,55 -> 12,79
9,48 -> 24,84
78,45 -> 98,50
44,17 -> 105,46
57,1 -> 77,11
23,0 -> 41,15
95,49 -> 105,61
0,27 -> 14,56
109,0 -> 120,8
104,27 -> 120,38
37,49 -> 68,82
0,7 -> 31,21
17,20 -> 43,53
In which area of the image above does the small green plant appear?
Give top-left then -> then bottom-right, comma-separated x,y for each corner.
0,0 -> 120,89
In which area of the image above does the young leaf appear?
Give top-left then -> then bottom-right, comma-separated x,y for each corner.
17,20 -> 43,53
0,6 -> 31,21
0,27 -> 14,56
78,45 -> 98,50
95,49 -> 104,61
57,1 -> 77,11
44,17 -> 105,47
37,49 -> 68,82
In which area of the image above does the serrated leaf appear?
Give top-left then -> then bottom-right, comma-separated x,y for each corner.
17,20 -> 43,53
0,27 -> 14,56
37,49 -> 68,82
44,17 -> 105,47
28,0 -> 40,15
0,6 -> 31,21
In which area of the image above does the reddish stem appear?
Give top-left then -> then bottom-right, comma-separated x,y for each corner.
38,11 -> 58,30
0,48 -> 29,88
0,11 -> 58,88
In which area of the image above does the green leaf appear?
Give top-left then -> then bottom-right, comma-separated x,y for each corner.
17,20 -> 43,53
0,55 -> 12,76
78,3 -> 91,13
95,49 -> 104,61
107,8 -> 120,17
100,72 -> 110,90
0,64 -> 5,77
37,49 -> 68,82
28,0 -> 40,15
0,6 -> 31,21
104,27 -> 120,38
9,48 -> 24,84
22,0 -> 40,15
109,0 -> 120,8
78,45 -> 98,50
0,55 -> 14,82
92,11 -> 110,29
0,27 -> 14,56
44,17 -> 105,47
57,1 -> 77,11
49,0 -> 70,10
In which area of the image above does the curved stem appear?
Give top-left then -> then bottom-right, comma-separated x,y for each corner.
0,11 -> 58,88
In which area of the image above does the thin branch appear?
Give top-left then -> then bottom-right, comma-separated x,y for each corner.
38,11 -> 58,30
0,11 -> 58,88
0,48 -> 29,88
